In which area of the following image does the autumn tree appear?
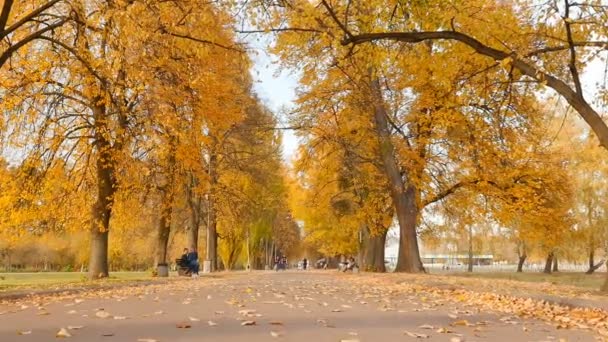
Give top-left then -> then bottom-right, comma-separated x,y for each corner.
0,0 -> 252,278
0,0 -> 67,68
246,0 -> 579,274
214,100 -> 294,270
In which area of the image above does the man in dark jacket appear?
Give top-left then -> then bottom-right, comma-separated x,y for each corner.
187,248 -> 199,277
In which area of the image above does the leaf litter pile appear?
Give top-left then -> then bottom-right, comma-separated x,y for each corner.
351,273 -> 608,338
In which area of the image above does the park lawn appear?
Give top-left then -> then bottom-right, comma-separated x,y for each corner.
448,271 -> 606,290
0,271 -> 154,292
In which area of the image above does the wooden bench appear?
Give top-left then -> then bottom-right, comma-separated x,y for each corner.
175,258 -> 190,276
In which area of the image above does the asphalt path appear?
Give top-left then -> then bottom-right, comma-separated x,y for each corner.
0,271 -> 596,341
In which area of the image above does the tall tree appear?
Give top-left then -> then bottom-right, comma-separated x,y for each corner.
0,0 -> 66,68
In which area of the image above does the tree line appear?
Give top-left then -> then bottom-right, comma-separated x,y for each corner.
3,0 -> 608,291
0,0 -> 298,278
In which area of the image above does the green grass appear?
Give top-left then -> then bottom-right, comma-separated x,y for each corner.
448,271 -> 606,290
0,271 -> 154,292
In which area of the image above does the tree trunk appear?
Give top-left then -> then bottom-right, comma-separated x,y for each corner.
552,256 -> 559,272
88,104 -> 115,280
467,225 -> 473,273
155,205 -> 172,267
155,138 -> 177,269
206,204 -> 218,271
186,172 -> 202,252
206,147 -> 218,272
89,220 -> 110,279
516,241 -> 527,272
517,254 -> 527,273
586,248 -> 605,274
543,252 -> 554,274
370,76 -> 424,273
187,223 -> 199,252
361,226 -> 387,272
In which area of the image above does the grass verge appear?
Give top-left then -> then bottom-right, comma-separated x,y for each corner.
446,271 -> 605,290
0,271 -> 154,293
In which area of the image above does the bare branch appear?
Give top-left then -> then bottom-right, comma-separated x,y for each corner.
2,0 -> 62,37
0,0 -> 14,33
0,20 -> 66,68
342,30 -> 608,149
160,26 -> 245,52
320,0 -> 352,39
563,0 -> 584,95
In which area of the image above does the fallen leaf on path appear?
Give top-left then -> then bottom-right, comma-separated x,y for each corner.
239,309 -> 257,316
419,324 -> 434,329
270,331 -> 283,338
176,323 -> 191,329
17,330 -> 32,335
113,316 -> 128,320
56,328 -> 71,338
95,311 -> 111,319
436,327 -> 454,333
451,320 -> 469,327
67,326 -> 84,330
207,321 -> 218,326
450,337 -> 465,342
188,317 -> 200,322
269,321 -> 283,325
404,330 -> 429,338
241,320 -> 256,326
67,310 -> 77,314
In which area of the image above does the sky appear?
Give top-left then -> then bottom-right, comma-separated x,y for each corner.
248,40 -> 300,163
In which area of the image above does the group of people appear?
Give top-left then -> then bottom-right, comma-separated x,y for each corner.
180,248 -> 199,277
340,257 -> 358,272
176,250 -> 356,275
274,255 -> 288,271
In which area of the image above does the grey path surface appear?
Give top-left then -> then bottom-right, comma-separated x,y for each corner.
0,271 -> 597,341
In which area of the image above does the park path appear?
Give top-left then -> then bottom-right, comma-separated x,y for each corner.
0,271 -> 597,341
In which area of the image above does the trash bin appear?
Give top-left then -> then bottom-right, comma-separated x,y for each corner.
157,263 -> 169,277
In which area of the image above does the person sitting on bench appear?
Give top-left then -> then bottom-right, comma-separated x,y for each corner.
187,248 -> 199,277
343,257 -> 357,272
